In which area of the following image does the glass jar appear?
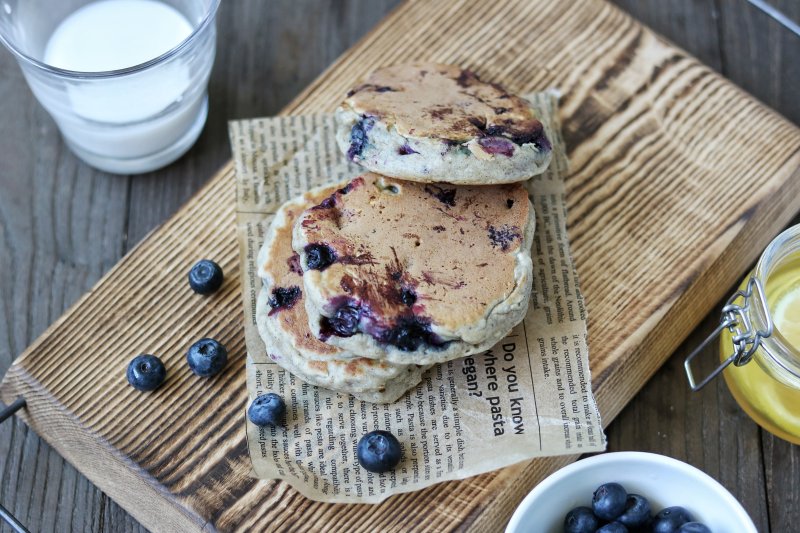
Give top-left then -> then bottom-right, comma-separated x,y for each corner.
686,224 -> 800,444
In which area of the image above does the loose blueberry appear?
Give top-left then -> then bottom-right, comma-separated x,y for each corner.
327,304 -> 361,336
592,482 -> 628,521
357,430 -> 401,473
617,493 -> 651,528
304,243 -> 337,271
597,523 -> 628,533
127,354 -> 166,392
652,506 -> 694,533
188,259 -> 224,294
678,523 -> 711,533
247,393 -> 286,427
564,506 -> 598,533
186,338 -> 228,377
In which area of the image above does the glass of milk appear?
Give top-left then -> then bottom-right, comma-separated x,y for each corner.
0,0 -> 220,174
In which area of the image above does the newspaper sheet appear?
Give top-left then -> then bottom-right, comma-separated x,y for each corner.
229,92 -> 605,503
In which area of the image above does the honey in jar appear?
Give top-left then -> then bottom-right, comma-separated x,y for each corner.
687,225 -> 800,444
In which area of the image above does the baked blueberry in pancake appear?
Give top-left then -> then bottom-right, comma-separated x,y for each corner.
335,63 -> 551,184
293,173 -> 535,365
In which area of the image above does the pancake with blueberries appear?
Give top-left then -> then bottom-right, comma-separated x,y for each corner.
293,173 -> 534,365
256,184 -> 429,402
335,63 -> 552,184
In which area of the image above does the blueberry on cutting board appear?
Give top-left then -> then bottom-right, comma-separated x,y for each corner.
188,259 -> 224,294
127,354 -> 166,391
248,393 -> 286,427
186,338 -> 228,377
357,430 -> 401,473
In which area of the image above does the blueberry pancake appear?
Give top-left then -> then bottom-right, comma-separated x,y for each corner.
256,185 -> 429,402
335,63 -> 551,184
256,289 -> 429,403
293,173 -> 534,365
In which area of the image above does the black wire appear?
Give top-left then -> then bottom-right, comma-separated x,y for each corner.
0,398 -> 29,533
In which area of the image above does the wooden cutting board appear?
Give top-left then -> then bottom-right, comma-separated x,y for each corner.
2,1 -> 799,531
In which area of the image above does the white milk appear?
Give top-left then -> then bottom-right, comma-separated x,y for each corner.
32,0 -> 213,173
44,0 -> 192,73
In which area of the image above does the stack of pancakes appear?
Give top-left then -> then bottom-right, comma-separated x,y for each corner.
256,63 -> 552,402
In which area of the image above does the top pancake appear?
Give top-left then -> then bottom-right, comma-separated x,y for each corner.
345,63 -> 546,143
293,172 -> 535,364
335,63 -> 552,184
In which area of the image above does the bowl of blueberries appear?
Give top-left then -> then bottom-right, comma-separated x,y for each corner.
505,452 -> 756,533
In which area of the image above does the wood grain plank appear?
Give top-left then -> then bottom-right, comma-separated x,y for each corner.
1,1 -> 799,532
0,36 -> 133,533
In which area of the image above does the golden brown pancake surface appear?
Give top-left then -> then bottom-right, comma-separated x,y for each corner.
344,63 -> 547,145
294,173 -> 531,353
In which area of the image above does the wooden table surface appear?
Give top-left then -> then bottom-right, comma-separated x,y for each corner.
1,1 -> 798,531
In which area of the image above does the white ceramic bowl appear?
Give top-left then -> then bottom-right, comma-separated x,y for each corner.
506,452 -> 756,533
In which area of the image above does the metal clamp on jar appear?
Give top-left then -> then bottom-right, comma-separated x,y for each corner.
685,225 -> 800,445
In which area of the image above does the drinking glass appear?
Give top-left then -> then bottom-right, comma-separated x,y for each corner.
0,0 -> 220,174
